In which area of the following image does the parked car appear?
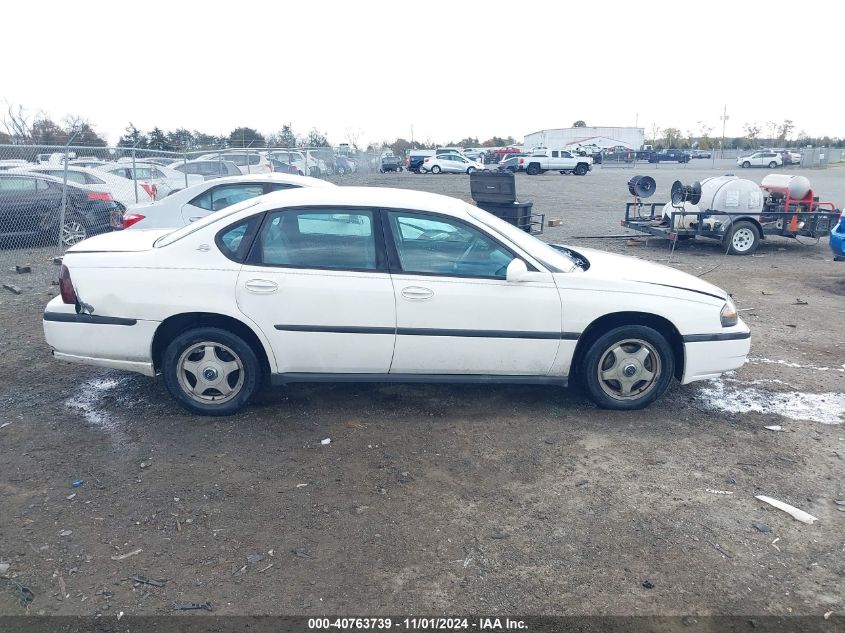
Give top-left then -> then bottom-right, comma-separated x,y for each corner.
421,154 -> 483,174
520,149 -> 592,175
10,165 -> 157,210
266,151 -> 310,177
379,155 -> 403,172
0,173 -> 117,247
736,152 -> 783,169
268,159 -> 300,175
334,155 -> 355,175
0,160 -> 29,171
69,158 -> 108,168
649,149 -> 691,163
496,155 -> 526,172
120,173 -> 336,230
691,150 -> 712,159
96,162 -> 204,199
830,215 -> 845,261
44,186 -> 750,416
170,159 -> 242,181
777,150 -> 801,166
195,151 -> 274,175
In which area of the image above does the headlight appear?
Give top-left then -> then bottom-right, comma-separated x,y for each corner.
720,299 -> 738,327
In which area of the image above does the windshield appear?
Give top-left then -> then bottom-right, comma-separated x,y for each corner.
467,205 -> 583,272
154,199 -> 262,247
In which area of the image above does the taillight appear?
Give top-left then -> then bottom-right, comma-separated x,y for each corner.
519,158 -> 524,164
87,191 -> 113,201
424,158 -> 430,163
122,213 -> 146,229
59,265 -> 77,305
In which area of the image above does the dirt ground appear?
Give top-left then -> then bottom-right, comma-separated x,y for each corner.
1,161 -> 843,617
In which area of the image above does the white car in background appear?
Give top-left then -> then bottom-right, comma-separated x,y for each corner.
736,151 -> 783,169
267,150 -> 317,177
421,154 -> 484,174
43,187 -> 749,416
169,159 -> 242,181
9,164 -> 158,209
195,151 -> 274,175
97,162 -> 204,199
121,173 -> 335,229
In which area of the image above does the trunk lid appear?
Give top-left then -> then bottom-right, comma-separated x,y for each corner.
66,228 -> 172,253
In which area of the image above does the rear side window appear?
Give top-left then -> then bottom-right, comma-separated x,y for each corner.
191,184 -> 266,211
0,177 -> 37,192
216,216 -> 261,262
253,209 -> 376,270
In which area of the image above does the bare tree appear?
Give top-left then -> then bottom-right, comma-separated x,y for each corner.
778,119 -> 795,142
2,102 -> 33,143
649,123 -> 661,146
743,122 -> 761,148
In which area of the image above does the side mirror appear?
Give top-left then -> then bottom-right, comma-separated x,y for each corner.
506,258 -> 530,282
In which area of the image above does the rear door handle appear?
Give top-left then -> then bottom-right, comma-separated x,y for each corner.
244,279 -> 279,294
401,286 -> 434,301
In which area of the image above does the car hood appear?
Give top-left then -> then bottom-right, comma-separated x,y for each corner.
571,246 -> 728,300
66,228 -> 172,253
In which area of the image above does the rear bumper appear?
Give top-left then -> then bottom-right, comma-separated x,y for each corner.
830,225 -> 845,258
681,330 -> 751,384
43,296 -> 158,377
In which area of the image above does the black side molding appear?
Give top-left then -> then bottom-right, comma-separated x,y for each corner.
43,312 -> 137,326
275,324 -> 580,341
682,332 -> 751,343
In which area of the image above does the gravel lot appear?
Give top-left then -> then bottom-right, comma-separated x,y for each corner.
1,161 -> 843,617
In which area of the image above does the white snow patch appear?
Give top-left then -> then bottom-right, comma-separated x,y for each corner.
65,376 -> 125,431
749,357 -> 845,373
698,378 -> 845,425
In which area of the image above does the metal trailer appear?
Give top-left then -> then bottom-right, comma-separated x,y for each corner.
621,202 -> 841,255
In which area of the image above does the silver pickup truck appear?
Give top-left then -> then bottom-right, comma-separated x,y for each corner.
520,148 -> 593,176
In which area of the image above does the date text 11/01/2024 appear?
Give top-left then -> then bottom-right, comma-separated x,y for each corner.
307,618 -> 528,630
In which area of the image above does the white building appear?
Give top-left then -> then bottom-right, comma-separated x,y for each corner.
523,127 -> 645,151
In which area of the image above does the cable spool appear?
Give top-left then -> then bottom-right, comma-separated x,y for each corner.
627,175 -> 656,198
670,180 -> 702,206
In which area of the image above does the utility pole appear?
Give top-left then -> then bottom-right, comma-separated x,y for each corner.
720,104 -> 729,160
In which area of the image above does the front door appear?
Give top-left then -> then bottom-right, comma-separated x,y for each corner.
384,210 -> 562,376
235,207 -> 396,375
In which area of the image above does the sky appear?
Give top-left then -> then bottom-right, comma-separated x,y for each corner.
1,0 -> 841,147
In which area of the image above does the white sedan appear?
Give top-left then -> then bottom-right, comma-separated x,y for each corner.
97,162 -> 204,199
422,154 -> 484,174
44,187 -> 750,416
121,173 -> 336,229
10,165 -> 157,210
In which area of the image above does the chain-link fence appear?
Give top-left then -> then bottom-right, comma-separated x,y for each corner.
0,143 -> 387,258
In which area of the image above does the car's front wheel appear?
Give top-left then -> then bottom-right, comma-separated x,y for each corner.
163,327 -> 261,416
574,163 -> 588,175
431,165 -> 441,174
581,325 -> 674,410
742,161 -> 751,168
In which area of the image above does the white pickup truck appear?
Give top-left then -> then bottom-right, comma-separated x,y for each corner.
519,148 -> 593,176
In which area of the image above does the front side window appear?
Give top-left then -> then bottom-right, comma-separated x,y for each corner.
387,211 -> 513,279
254,209 -> 376,270
190,184 -> 266,212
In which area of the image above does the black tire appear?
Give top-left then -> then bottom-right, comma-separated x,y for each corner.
431,165 -> 442,174
742,161 -> 751,168
467,167 -> 476,175
162,327 -> 261,416
526,163 -> 541,176
581,325 -> 674,410
723,220 -> 760,256
574,163 -> 588,175
768,161 -> 777,169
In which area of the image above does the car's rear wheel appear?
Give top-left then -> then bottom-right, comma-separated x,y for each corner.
581,325 -> 674,410
60,213 -> 89,246
431,165 -> 441,174
163,327 -> 261,416
768,161 -> 778,169
723,220 -> 760,255
742,161 -> 751,168
526,163 -> 541,175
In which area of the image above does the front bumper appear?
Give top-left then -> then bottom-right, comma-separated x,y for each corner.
681,328 -> 751,384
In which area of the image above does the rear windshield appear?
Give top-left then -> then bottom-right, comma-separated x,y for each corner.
154,199 -> 262,247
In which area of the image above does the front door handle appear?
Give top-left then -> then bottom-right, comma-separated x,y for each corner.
244,279 -> 279,294
401,286 -> 434,301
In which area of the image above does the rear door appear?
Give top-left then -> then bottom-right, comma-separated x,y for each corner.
235,207 -> 396,374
